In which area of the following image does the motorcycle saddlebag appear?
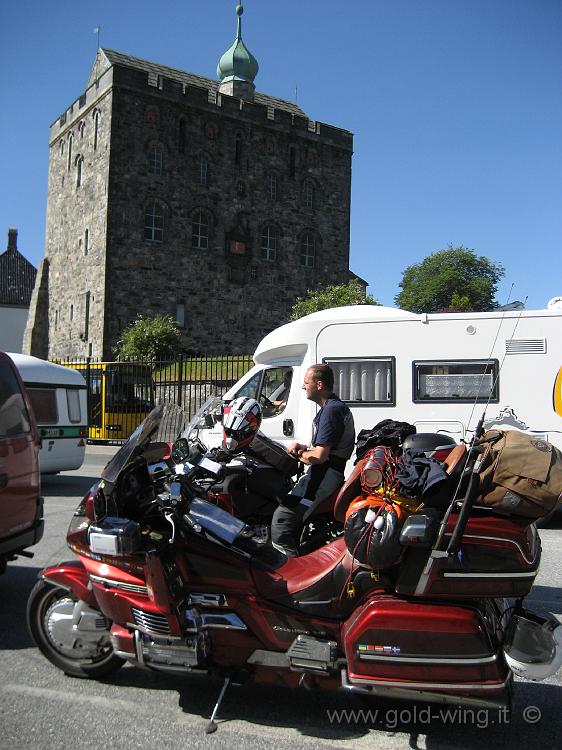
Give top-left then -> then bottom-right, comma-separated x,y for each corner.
476,430 -> 562,519
247,432 -> 299,477
342,595 -> 508,691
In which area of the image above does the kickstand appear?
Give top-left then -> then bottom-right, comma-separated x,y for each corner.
205,676 -> 231,734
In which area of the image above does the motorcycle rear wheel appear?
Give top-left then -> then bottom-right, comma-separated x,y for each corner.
27,579 -> 125,679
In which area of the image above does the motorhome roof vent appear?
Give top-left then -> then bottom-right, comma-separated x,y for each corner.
505,339 -> 547,355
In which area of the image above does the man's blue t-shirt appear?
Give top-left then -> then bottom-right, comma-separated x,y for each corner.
312,395 -> 354,459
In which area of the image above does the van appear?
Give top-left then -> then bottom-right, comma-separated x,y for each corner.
8,354 -> 87,473
204,304 -> 562,458
0,352 -> 43,573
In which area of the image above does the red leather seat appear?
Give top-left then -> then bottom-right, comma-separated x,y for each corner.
252,537 -> 351,599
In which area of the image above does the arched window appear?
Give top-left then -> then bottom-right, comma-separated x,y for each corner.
266,172 -> 277,200
78,121 -> 85,139
260,225 -> 279,262
59,140 -> 65,157
178,118 -> 186,153
192,209 -> 209,250
144,200 -> 165,242
75,155 -> 84,188
67,134 -> 73,171
93,110 -> 100,151
148,144 -> 163,175
303,180 -> 315,209
300,231 -> 316,268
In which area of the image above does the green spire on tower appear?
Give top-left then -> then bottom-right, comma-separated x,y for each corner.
217,4 -> 259,84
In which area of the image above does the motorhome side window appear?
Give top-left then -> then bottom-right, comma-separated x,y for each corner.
324,358 -> 395,404
413,360 -> 499,403
26,387 -> 58,424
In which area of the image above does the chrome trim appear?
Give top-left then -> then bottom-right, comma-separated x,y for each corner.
200,612 -> 246,630
460,533 -> 538,566
343,669 -> 510,692
443,571 -> 536,578
340,670 -> 509,709
131,607 -> 171,635
90,574 -> 149,596
188,593 -> 229,608
358,653 -> 498,665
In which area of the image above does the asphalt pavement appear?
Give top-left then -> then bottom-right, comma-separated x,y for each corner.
1,445 -> 561,750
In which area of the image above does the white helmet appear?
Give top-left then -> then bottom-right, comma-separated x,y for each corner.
503,611 -> 562,681
222,397 -> 262,452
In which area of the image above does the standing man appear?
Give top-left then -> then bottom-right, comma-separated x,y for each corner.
271,364 -> 355,557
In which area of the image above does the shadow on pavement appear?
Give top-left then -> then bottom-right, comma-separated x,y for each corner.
0,564 -> 43,650
40,473 -> 99,498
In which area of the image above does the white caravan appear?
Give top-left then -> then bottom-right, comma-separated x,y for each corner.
208,305 -> 562,457
8,354 -> 87,473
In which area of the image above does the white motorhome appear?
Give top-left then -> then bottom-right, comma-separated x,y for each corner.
208,305 -> 562,456
8,354 -> 87,473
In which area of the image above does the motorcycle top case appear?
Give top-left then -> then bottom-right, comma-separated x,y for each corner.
247,432 -> 299,477
88,516 -> 142,556
395,511 -> 541,599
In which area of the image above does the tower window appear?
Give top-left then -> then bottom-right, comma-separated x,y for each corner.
84,228 -> 89,256
192,210 -> 209,250
148,145 -> 163,175
176,302 -> 185,328
267,173 -> 277,200
300,231 -> 316,268
260,226 -> 278,262
67,134 -> 73,171
235,134 -> 242,165
303,180 -> 315,209
76,156 -> 84,188
144,200 -> 164,242
93,111 -> 100,151
200,156 -> 209,186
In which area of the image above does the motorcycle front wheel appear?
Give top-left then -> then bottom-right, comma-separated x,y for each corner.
27,579 -> 125,678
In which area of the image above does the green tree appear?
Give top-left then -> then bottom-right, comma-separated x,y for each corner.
290,280 -> 379,321
114,314 -> 182,360
395,245 -> 505,313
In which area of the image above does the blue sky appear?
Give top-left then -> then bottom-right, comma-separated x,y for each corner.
1,0 -> 561,310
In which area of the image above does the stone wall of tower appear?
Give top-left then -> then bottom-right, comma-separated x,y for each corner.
42,59 -> 353,359
101,65 -> 352,355
43,72 -> 113,360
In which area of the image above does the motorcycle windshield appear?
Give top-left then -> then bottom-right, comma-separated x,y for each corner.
101,404 -> 164,484
179,396 -> 224,451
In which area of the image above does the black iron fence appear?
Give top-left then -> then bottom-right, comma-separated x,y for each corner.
54,354 -> 254,441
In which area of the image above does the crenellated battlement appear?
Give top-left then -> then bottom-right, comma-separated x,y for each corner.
50,50 -> 353,149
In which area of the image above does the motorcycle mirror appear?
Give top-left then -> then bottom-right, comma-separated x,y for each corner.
171,438 -> 190,463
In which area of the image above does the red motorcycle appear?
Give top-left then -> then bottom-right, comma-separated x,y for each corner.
27,405 -> 562,733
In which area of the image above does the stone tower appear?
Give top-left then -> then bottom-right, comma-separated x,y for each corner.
29,4 -> 354,359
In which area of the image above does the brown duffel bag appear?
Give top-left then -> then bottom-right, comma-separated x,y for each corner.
476,430 -> 562,519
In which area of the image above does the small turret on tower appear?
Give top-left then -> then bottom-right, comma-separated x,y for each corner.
217,4 -> 259,102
